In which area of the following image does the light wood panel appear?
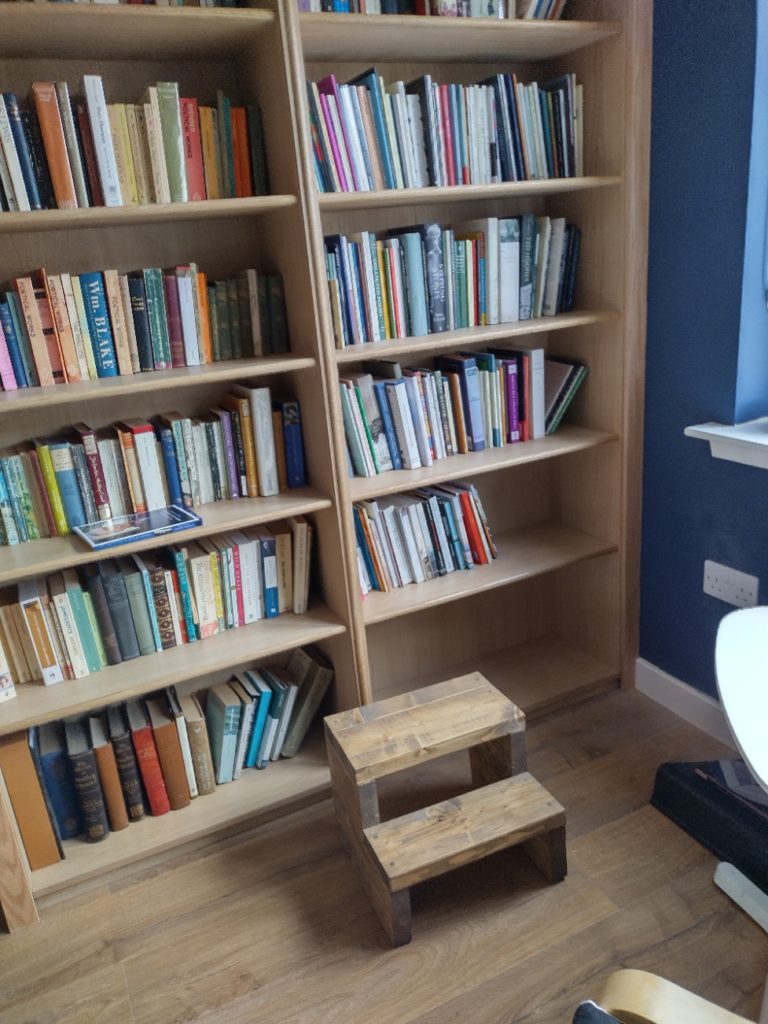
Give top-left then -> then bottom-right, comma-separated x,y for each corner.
300,11 -> 621,62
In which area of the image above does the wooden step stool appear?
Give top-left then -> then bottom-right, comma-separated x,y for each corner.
324,672 -> 566,946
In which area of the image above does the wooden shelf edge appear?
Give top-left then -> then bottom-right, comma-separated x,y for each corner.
0,490 -> 332,586
0,606 -> 347,737
0,195 -> 296,235
0,356 -> 316,415
318,176 -> 622,212
300,12 -> 621,62
349,427 -> 616,501
31,738 -> 330,898
334,309 -> 620,363
362,523 -> 617,625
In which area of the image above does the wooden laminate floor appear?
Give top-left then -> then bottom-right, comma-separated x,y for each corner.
3,690 -> 767,1024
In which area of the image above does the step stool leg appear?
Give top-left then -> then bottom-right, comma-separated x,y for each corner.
469,732 -> 527,786
371,884 -> 411,948
524,824 -> 567,883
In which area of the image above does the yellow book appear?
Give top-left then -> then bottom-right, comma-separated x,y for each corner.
376,241 -> 393,338
198,545 -> 225,629
107,104 -> 139,206
71,276 -> 99,380
196,272 -> 213,363
198,105 -> 221,200
34,442 -> 69,536
124,104 -> 152,205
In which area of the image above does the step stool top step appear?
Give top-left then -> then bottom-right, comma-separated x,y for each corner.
363,771 -> 565,892
324,673 -> 525,783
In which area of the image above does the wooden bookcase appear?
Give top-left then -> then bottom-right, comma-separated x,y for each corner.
0,0 -> 650,929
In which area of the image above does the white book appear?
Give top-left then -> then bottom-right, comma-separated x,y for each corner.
381,504 -> 413,585
83,75 -> 122,206
363,501 -> 399,589
234,384 -> 278,496
192,420 -> 214,504
17,579 -> 64,686
56,82 -> 89,208
425,492 -> 456,573
385,379 -> 421,469
406,94 -> 430,188
49,584 -> 89,679
338,86 -> 371,192
163,569 -> 183,646
166,689 -> 198,798
0,143 -> 17,214
177,273 -> 201,366
325,93 -> 356,192
229,678 -> 255,779
60,273 -> 92,379
225,530 -> 263,622
96,437 -> 127,516
387,87 -> 415,189
499,217 -> 521,323
542,217 -> 567,317
130,427 -> 166,511
0,96 -> 29,211
389,497 -> 425,583
142,93 -> 172,205
413,500 -> 438,579
270,672 -> 299,760
527,347 -> 546,439
402,373 -> 433,467
349,234 -> 380,342
357,546 -> 371,594
421,371 -> 446,460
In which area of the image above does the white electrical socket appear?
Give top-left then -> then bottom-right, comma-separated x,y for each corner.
703,559 -> 759,608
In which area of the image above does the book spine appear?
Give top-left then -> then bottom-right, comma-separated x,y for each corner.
93,742 -> 130,831
48,443 -> 86,529
4,93 -> 40,209
70,443 -> 99,525
56,82 -> 89,208
157,82 -> 187,203
186,717 -> 216,795
0,96 -> 30,211
31,82 -> 78,209
19,592 -> 64,685
103,269 -> 134,376
78,427 -> 111,520
79,272 -> 118,377
110,732 -> 145,821
101,571 -> 140,661
83,76 -> 122,207
123,571 -> 156,657
180,97 -> 206,201
158,427 -> 184,508
84,570 -> 121,666
69,748 -> 109,841
130,726 -> 170,816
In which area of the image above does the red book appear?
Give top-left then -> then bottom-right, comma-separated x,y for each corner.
180,97 -> 206,202
231,106 -> 252,199
161,273 -> 186,368
459,490 -> 488,566
439,84 -> 456,186
126,699 -> 171,816
74,101 -> 104,207
74,421 -> 111,520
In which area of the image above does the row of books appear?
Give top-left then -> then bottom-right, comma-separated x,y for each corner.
340,349 -> 588,476
309,68 -> 581,192
0,266 -> 288,392
0,520 -> 313,693
299,1 -> 569,17
0,387 -> 307,548
355,481 -> 496,594
0,647 -> 333,866
0,78 -> 268,213
325,214 -> 581,348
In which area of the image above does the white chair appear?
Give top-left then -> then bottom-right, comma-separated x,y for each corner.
714,606 -> 768,1023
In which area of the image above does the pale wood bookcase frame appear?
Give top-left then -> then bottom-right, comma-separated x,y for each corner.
0,0 -> 649,931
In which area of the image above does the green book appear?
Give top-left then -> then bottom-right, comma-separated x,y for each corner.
226,279 -> 242,358
214,281 -> 232,361
236,279 -> 251,357
82,591 -> 108,668
155,81 -> 187,203
216,90 -> 236,199
62,569 -> 102,673
142,268 -> 171,370
207,284 -> 221,361
246,103 -> 269,195
117,557 -> 156,657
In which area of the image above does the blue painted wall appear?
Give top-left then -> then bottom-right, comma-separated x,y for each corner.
640,0 -> 768,698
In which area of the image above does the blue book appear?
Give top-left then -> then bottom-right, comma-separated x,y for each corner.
0,298 -> 28,387
434,493 -> 466,571
79,272 -> 117,377
3,94 -> 41,210
398,233 -> 429,338
158,427 -> 183,507
353,505 -> 380,590
205,682 -> 241,784
243,669 -> 272,768
6,292 -> 39,386
255,670 -> 287,768
47,441 -> 87,529
131,554 -> 163,652
438,354 -> 486,452
172,548 -> 198,645
275,400 -> 307,488
253,526 -> 279,618
0,455 -> 28,541
127,273 -> 154,371
348,69 -> 397,189
0,463 -> 19,545
32,723 -> 83,840
372,379 -> 403,470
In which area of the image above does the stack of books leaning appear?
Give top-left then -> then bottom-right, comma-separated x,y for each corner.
341,350 -> 588,476
308,68 -> 580,192
0,78 -> 268,213
0,385 -> 307,547
325,214 -> 581,348
0,266 -> 288,392
0,517 -> 313,692
354,480 -> 495,594
0,647 -> 334,867
299,1 -> 569,18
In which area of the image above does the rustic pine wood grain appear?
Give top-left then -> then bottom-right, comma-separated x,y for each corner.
0,768 -> 38,931
2,691 -> 766,1024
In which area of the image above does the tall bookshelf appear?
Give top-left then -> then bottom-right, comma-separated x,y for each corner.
287,0 -> 650,713
0,0 -> 650,929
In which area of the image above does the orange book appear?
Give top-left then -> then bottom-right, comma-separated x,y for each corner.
0,732 -> 61,870
272,409 -> 288,493
44,273 -> 81,382
196,271 -> 213,363
221,393 -> 259,497
145,697 -> 191,811
198,105 -> 221,200
114,424 -> 146,513
230,106 -> 251,198
89,716 -> 129,832
30,82 -> 78,210
446,371 -> 468,453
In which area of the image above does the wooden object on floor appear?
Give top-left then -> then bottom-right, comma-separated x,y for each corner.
598,968 -> 754,1024
324,673 -> 566,946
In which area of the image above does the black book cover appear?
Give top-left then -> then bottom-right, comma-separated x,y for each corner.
106,705 -> 145,822
20,109 -> 55,210
64,718 -> 109,843
650,760 -> 768,892
98,560 -> 140,661
127,273 -> 154,372
84,565 -> 122,666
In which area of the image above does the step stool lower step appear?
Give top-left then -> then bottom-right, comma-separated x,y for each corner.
364,771 -> 566,893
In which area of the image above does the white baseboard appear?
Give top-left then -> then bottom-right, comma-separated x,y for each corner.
635,658 -> 736,748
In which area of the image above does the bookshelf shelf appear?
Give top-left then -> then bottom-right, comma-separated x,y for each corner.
300,12 -> 621,63
0,3 -> 275,60
0,195 -> 297,235
333,309 -> 619,364
0,489 -> 332,586
361,523 -> 616,626
0,605 -> 346,738
0,356 -> 316,415
31,732 -> 330,899
318,177 -> 622,213
348,427 -> 616,501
